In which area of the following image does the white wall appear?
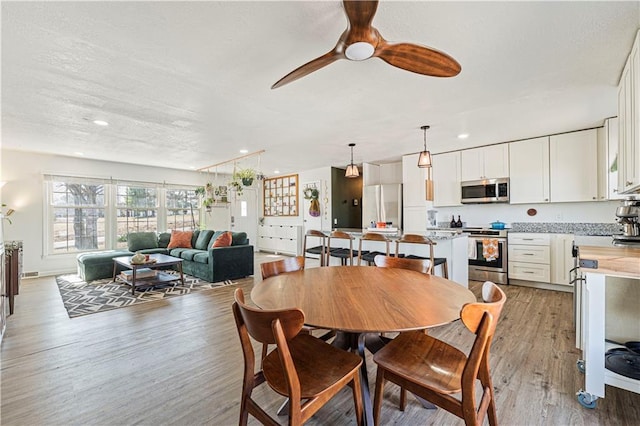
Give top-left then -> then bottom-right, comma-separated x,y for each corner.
431,200 -> 618,228
1,149 -> 210,276
262,166 -> 333,232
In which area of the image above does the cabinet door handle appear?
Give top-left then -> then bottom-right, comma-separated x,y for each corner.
523,253 -> 535,256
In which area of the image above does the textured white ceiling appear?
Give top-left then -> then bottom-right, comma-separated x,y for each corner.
2,1 -> 639,175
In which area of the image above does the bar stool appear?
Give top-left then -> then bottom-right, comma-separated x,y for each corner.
395,234 -> 448,278
302,230 -> 328,267
358,232 -> 391,266
326,231 -> 365,266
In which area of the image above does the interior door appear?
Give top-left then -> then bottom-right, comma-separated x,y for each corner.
302,181 -> 322,233
230,188 -> 258,249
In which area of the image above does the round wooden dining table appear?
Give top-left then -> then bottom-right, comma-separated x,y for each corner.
251,265 -> 476,333
251,265 -> 476,425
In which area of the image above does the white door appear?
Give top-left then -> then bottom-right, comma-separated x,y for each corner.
230,188 -> 258,248
302,181 -> 322,233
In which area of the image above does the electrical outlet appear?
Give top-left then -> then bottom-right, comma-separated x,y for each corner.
555,213 -> 563,221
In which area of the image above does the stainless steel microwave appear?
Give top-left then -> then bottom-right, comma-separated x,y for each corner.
461,178 -> 509,204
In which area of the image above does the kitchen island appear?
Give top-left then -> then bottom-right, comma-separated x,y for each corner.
324,229 -> 469,288
575,245 -> 640,409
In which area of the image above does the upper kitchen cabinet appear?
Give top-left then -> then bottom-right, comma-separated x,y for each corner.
402,153 -> 426,207
433,151 -> 462,207
460,144 -> 509,181
618,30 -> 640,193
597,117 -> 623,200
509,137 -> 550,204
549,129 -> 598,202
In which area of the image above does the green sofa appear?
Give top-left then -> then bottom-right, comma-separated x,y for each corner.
76,230 -> 254,283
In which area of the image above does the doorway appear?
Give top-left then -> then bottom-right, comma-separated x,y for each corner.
230,188 -> 258,249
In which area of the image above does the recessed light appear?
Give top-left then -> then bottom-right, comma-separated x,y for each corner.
274,170 -> 280,174
239,149 -> 248,154
189,166 -> 195,170
458,133 -> 469,139
74,152 -> 84,156
93,120 -> 109,126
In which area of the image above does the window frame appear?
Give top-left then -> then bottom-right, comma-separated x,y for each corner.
44,175 -> 200,256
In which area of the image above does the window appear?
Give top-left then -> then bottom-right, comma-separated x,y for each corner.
45,176 -> 199,254
166,188 -> 199,231
116,183 -> 158,246
49,177 -> 106,253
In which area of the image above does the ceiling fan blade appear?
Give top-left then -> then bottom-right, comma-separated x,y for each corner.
374,41 -> 461,77
343,0 -> 378,33
271,50 -> 342,89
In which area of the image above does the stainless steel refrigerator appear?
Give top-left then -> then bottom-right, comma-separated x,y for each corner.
362,184 -> 403,230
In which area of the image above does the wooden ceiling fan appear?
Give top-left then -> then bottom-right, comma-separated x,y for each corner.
271,0 -> 461,89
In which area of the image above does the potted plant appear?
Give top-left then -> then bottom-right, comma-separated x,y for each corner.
228,180 -> 244,196
202,197 -> 214,212
234,168 -> 257,187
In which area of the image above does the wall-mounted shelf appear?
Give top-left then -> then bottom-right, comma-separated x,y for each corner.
263,174 -> 298,217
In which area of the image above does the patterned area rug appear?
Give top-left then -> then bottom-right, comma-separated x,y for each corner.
56,272 -> 241,318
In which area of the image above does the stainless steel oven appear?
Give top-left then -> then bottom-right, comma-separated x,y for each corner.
464,228 -> 508,285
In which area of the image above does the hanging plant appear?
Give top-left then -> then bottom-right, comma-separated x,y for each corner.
233,168 -> 256,187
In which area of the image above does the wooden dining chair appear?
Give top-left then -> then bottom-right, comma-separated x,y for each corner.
260,255 -> 306,280
372,281 -> 506,426
233,288 -> 364,426
395,234 -> 449,278
326,230 -> 365,266
302,230 -> 328,267
260,255 -> 334,361
373,254 -> 431,274
358,232 -> 391,266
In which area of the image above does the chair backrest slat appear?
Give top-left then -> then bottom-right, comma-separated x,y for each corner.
261,256 -> 305,280
373,254 -> 431,274
234,288 -> 305,345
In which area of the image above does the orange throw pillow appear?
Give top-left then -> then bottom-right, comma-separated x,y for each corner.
212,231 -> 232,248
167,230 -> 193,249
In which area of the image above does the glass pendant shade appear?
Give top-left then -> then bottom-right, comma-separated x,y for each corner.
418,150 -> 432,168
345,143 -> 359,178
345,164 -> 360,178
417,125 -> 433,168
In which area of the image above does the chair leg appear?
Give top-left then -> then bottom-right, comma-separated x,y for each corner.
351,373 -> 365,426
373,367 -> 386,426
441,260 -> 449,278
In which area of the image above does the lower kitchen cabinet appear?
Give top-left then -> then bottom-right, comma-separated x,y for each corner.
257,225 -> 302,256
508,233 -> 573,289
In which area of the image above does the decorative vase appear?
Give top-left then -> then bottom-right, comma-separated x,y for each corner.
242,177 -> 253,186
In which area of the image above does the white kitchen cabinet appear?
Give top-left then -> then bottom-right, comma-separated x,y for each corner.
550,234 -> 574,286
257,225 -> 302,256
460,144 -> 509,181
432,151 -> 462,207
509,137 -> 550,204
549,129 -> 598,202
618,30 -> 640,193
508,233 -> 572,288
597,118 -> 623,200
402,153 -> 426,207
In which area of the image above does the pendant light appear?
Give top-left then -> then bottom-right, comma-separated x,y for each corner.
345,143 -> 360,178
417,125 -> 432,168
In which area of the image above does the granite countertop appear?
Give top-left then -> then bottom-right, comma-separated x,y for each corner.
509,222 -> 620,236
334,228 -> 465,241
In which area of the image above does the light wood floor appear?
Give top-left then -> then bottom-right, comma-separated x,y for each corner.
2,253 -> 639,425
